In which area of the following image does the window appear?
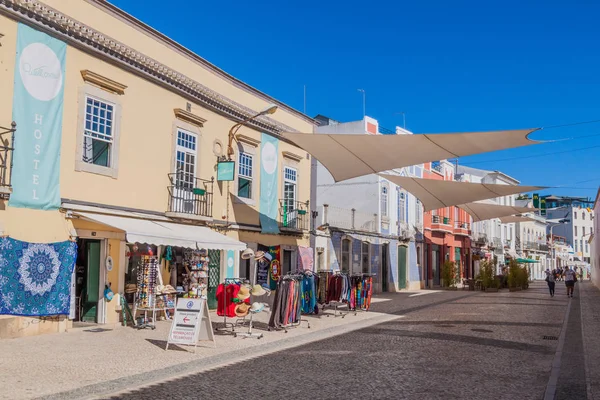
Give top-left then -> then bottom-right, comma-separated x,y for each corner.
575,226 -> 578,236
381,185 -> 388,218
583,227 -> 586,236
317,250 -> 323,271
580,240 -> 583,251
174,129 -> 197,189
583,213 -> 586,220
341,238 -> 351,273
575,212 -> 578,220
238,153 -> 253,199
415,199 -> 422,224
361,242 -> 370,273
575,241 -> 578,252
398,190 -> 406,222
282,250 -> 293,275
83,96 -> 115,167
283,166 -> 298,211
585,242 -> 589,253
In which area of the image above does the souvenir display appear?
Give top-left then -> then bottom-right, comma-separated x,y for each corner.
182,249 -> 209,299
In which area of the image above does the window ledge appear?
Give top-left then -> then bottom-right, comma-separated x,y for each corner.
173,108 -> 206,127
80,70 -> 127,95
75,160 -> 118,179
237,135 -> 260,147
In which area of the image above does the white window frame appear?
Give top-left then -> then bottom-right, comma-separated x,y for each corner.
397,189 -> 406,222
381,184 -> 389,218
283,166 -> 298,208
234,140 -> 258,205
237,152 -> 254,200
174,128 -> 198,187
341,238 -> 351,273
361,241 -> 370,274
75,85 -> 122,178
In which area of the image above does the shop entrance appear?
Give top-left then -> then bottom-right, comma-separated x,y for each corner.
432,245 -> 440,286
397,245 -> 407,289
207,249 -> 221,309
75,239 -> 102,323
381,243 -> 389,292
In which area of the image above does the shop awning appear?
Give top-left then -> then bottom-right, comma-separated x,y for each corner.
281,129 -> 540,182
458,202 -> 533,222
75,212 -> 246,251
380,174 -> 544,212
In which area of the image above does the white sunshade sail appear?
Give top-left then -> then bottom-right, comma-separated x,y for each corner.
380,174 -> 545,212
458,202 -> 534,222
281,129 -> 540,182
76,212 -> 246,251
499,215 -> 538,224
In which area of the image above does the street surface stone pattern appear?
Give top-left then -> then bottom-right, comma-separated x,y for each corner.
106,282 -> 590,400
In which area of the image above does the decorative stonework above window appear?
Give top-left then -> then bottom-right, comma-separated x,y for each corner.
80,70 -> 127,95
282,151 -> 303,162
173,108 -> 207,128
237,135 -> 261,147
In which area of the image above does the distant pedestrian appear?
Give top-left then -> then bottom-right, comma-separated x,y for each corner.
564,266 -> 577,298
545,269 -> 555,297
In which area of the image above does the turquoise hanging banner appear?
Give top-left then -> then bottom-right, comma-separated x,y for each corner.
226,250 -> 235,279
259,133 -> 280,234
9,23 -> 66,210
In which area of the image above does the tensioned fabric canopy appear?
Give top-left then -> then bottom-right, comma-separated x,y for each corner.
458,202 -> 533,222
380,174 -> 545,212
499,215 -> 538,224
281,129 -> 540,182
76,212 -> 246,251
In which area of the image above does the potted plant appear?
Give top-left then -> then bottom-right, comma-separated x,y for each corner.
480,260 -> 498,292
507,260 -> 520,292
441,260 -> 458,289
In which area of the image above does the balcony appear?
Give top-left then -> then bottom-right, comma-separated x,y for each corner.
454,221 -> 471,236
489,237 -> 502,249
279,200 -> 310,232
0,122 -> 15,197
523,241 -> 549,252
431,161 -> 444,174
431,215 -> 453,233
398,221 -> 412,240
166,173 -> 214,221
474,233 -> 488,245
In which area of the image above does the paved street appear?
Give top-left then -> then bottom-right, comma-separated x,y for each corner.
102,281 -> 599,400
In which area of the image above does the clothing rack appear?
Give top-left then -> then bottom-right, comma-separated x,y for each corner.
348,273 -> 374,315
322,271 -> 351,318
282,272 -> 310,331
216,277 -> 243,334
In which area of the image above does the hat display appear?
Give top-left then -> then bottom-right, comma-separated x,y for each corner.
234,302 -> 251,317
250,284 -> 266,297
155,285 -> 165,294
125,284 -> 137,294
164,285 -> 177,294
249,302 -> 265,313
263,252 -> 273,262
236,284 -> 251,300
254,251 -> 266,261
241,248 -> 255,260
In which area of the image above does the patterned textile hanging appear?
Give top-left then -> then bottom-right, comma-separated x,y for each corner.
0,237 -> 77,316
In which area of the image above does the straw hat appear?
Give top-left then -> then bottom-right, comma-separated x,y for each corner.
164,285 -> 177,294
237,284 -> 251,300
125,284 -> 137,294
241,248 -> 255,260
249,302 -> 264,313
254,250 -> 266,261
155,285 -> 165,294
234,302 -> 250,317
250,284 -> 266,296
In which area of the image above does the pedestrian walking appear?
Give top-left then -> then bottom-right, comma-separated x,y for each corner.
545,269 -> 555,297
564,266 -> 577,298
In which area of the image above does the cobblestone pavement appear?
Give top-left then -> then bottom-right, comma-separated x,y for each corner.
104,282 -> 592,400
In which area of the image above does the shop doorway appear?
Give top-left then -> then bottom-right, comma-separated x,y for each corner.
207,249 -> 221,310
397,245 -> 407,290
432,245 -> 440,286
75,239 -> 102,324
282,250 -> 293,275
381,243 -> 389,292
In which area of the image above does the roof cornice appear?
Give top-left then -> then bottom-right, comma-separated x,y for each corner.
0,0 -> 305,136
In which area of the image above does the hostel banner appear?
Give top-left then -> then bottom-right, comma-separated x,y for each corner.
259,133 -> 280,234
9,23 -> 66,210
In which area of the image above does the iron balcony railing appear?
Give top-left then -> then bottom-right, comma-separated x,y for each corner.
431,161 -> 443,173
454,221 -> 471,230
432,215 -> 451,225
475,233 -> 488,244
279,199 -> 310,231
0,122 -> 16,195
167,173 -> 214,218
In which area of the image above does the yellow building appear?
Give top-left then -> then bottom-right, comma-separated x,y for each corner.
0,0 -> 315,338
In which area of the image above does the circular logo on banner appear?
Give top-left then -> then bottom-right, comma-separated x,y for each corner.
19,43 -> 63,102
227,257 -> 234,268
261,142 -> 278,175
270,259 -> 280,281
186,301 -> 194,309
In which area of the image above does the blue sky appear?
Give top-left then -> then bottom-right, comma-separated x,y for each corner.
112,0 -> 600,200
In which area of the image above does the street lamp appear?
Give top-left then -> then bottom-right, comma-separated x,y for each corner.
226,104 -> 277,160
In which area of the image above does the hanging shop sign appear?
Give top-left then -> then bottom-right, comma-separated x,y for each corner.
217,161 -> 235,182
540,199 -> 547,216
9,23 -> 67,210
166,297 -> 215,352
532,193 -> 540,209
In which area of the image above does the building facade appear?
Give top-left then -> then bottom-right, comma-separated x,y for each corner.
545,196 -> 594,264
591,189 -> 600,287
312,115 -> 424,291
0,0 -> 314,338
515,213 -> 550,279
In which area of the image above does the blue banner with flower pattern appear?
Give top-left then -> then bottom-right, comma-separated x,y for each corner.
0,237 -> 77,316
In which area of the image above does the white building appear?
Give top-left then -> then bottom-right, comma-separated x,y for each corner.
311,115 -> 424,291
515,213 -> 550,279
